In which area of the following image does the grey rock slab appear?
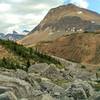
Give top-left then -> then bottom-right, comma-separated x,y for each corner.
42,64 -> 63,81
28,63 -> 49,74
15,69 -> 28,80
0,91 -> 17,100
0,74 -> 34,99
65,79 -> 94,100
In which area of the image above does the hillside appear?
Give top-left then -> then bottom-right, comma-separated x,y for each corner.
0,39 -> 61,71
18,4 -> 100,46
0,40 -> 100,99
36,32 -> 100,66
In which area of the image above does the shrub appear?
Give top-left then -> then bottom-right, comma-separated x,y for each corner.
81,65 -> 86,69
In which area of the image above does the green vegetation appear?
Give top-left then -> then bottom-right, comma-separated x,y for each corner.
0,57 -> 23,70
84,31 -> 100,34
81,65 -> 86,69
0,39 -> 61,71
53,79 -> 69,87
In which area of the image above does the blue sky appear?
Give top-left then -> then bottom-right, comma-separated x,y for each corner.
64,0 -> 100,13
0,0 -> 99,34
88,0 -> 100,13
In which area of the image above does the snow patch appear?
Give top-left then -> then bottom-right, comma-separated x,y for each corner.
77,11 -> 83,14
49,32 -> 54,35
91,21 -> 95,23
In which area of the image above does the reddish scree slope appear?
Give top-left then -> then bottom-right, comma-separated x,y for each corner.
36,33 -> 100,65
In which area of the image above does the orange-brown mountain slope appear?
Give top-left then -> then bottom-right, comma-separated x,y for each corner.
36,32 -> 100,66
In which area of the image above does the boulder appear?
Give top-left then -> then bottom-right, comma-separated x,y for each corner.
28,63 -> 49,74
32,89 -> 43,96
94,95 -> 100,100
42,64 -> 64,81
31,94 -> 56,100
51,85 -> 65,97
0,74 -> 34,99
40,78 -> 55,92
41,94 -> 55,100
65,79 -> 94,100
15,69 -> 28,80
0,91 -> 17,100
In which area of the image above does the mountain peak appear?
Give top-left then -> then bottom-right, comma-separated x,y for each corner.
19,4 -> 100,46
66,3 -> 77,7
13,30 -> 19,35
50,3 -> 78,12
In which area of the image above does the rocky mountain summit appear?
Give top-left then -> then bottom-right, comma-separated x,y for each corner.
0,57 -> 100,100
18,4 -> 100,46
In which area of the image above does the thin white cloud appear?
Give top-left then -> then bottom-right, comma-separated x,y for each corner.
5,14 -> 22,24
6,24 -> 35,35
0,3 -> 11,12
69,0 -> 89,8
10,0 -> 26,3
32,4 -> 50,10
0,0 -> 63,34
24,13 -> 45,24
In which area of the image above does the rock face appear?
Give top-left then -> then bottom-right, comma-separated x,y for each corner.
18,4 -> 100,46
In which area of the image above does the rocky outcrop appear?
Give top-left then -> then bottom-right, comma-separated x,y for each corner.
0,74 -> 34,99
0,58 -> 99,100
28,63 -> 49,74
0,91 -> 17,100
66,79 -> 94,100
42,64 -> 64,81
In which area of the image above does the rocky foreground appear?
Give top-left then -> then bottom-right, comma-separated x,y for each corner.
0,57 -> 100,100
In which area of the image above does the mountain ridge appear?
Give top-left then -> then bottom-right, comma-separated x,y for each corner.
0,31 -> 26,41
18,4 -> 100,46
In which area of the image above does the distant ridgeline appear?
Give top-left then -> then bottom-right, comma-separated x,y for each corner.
0,39 -> 61,71
0,31 -> 26,41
